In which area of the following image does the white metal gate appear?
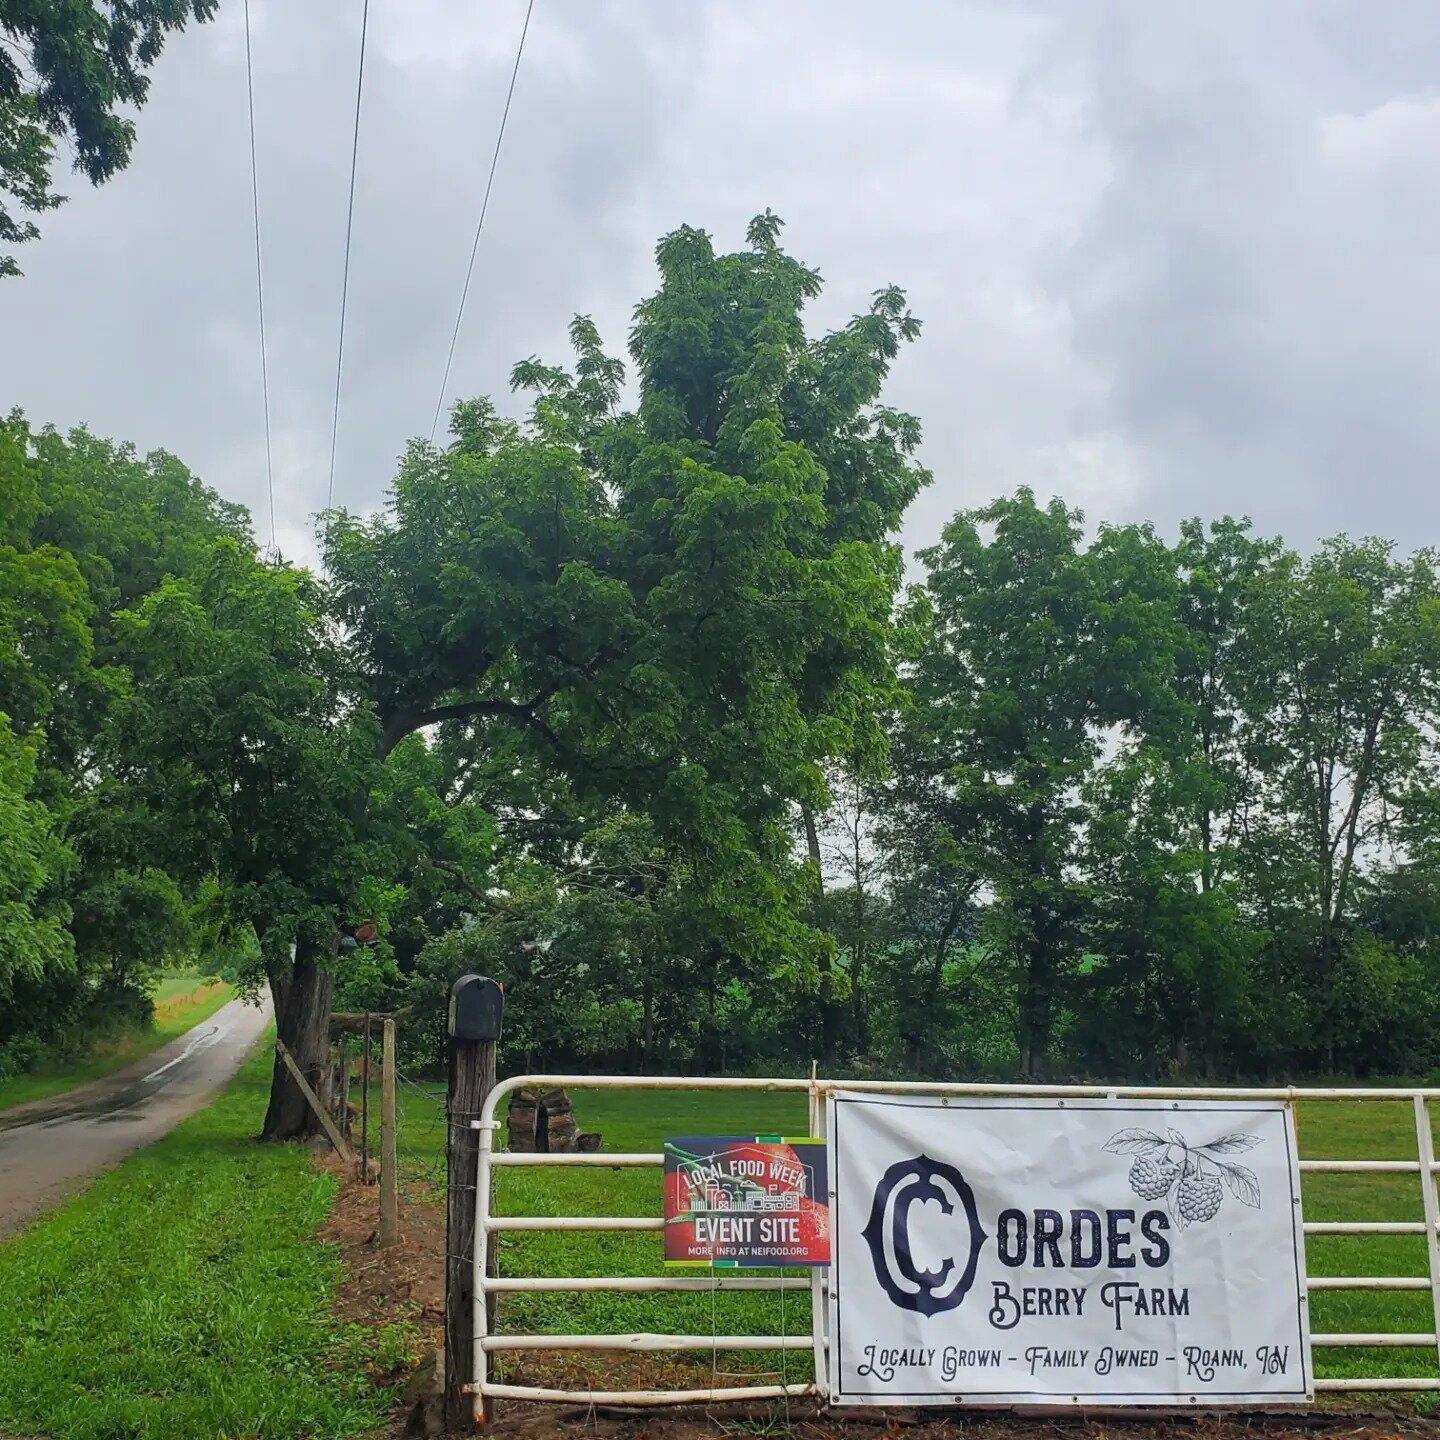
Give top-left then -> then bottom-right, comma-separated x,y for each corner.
471,1076 -> 1440,1421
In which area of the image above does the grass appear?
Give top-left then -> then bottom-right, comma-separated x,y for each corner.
152,970 -> 221,1004
1297,1095 -> 1440,1391
388,1081 -> 1440,1399
0,975 -> 235,1113
0,1033 -> 391,1440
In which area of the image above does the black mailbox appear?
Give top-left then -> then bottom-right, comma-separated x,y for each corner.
449,974 -> 504,1042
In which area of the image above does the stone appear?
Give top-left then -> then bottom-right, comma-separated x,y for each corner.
400,1347 -> 445,1438
506,1088 -> 540,1153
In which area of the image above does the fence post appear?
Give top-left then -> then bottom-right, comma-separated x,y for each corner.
274,1038 -> 355,1163
380,1018 -> 398,1246
335,1033 -> 351,1138
359,1012 -> 371,1184
445,974 -> 504,1431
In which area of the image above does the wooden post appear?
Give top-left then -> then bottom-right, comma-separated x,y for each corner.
274,1038 -> 355,1164
359,1012 -> 371,1184
335,1034 -> 351,1138
445,974 -> 504,1431
380,1017 -> 398,1246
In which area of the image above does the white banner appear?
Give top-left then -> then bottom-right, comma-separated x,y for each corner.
828,1093 -> 1310,1406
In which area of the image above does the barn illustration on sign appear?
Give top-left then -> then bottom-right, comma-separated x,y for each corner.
663,1136 -> 830,1266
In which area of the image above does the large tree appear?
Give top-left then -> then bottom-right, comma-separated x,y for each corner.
1241,536 -> 1440,1066
0,416 -> 244,1058
902,492 -> 1180,1073
1,0 -> 216,275
111,540 -> 387,1139
120,215 -> 927,1136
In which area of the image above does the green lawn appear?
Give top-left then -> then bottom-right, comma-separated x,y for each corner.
152,970 -> 220,1004
0,1034 -> 398,1440
0,976 -> 235,1113
389,1082 -> 1440,1398
1297,1095 -> 1440,1390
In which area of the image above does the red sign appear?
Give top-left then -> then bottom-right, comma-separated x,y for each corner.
663,1136 -> 830,1266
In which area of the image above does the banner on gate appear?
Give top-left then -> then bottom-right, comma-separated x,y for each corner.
663,1136 -> 830,1266
828,1093 -> 1310,1406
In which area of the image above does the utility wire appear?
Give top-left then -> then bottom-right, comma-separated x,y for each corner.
242,0 -> 276,553
428,0 -> 535,445
327,0 -> 372,510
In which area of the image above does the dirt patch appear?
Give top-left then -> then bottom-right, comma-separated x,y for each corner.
316,1152 -> 444,1381
487,1410 -> 1440,1440
316,1154 -> 1440,1440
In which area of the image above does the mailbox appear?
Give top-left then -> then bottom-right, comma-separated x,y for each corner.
449,974 -> 504,1042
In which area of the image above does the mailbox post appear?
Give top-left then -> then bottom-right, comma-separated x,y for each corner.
445,975 -> 503,1430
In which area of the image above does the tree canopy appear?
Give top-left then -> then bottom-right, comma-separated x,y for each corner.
7,218 -> 1440,1112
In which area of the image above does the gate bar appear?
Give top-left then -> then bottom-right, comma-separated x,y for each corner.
1309,1276 -> 1430,1290
1300,1160 -> 1423,1172
1304,1221 -> 1431,1234
488,1215 -> 662,1231
475,1072 -> 1440,1101
809,1067 -> 829,1402
492,1152 -> 659,1166
1318,1379 -> 1440,1391
1311,1332 -> 1437,1346
487,1275 -> 809,1293
480,1381 -> 816,1405
482,1333 -> 812,1352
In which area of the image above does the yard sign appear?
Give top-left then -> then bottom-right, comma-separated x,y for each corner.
827,1093 -> 1311,1405
663,1136 -> 830,1266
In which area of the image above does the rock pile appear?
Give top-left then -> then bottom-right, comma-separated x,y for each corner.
506,1087 -> 601,1153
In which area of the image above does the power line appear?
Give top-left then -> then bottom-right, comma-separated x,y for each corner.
428,0 -> 535,445
242,0 -> 276,553
327,0 -> 372,511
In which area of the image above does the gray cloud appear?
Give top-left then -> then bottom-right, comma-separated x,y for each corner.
3,0 -> 1438,567
1050,0 -> 1440,545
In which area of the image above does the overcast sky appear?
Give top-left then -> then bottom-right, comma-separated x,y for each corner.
4,0 -> 1439,569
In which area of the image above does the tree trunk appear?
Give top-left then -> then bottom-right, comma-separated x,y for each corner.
641,978 -> 654,1074
800,801 -> 824,888
801,798 -> 842,1061
261,935 -> 337,1142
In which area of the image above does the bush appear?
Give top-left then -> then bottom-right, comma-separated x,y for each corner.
0,1034 -> 46,1081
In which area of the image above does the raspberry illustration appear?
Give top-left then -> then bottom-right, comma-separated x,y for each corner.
1105,1126 -> 1262,1226
1175,1170 -> 1223,1222
1129,1154 -> 1181,1200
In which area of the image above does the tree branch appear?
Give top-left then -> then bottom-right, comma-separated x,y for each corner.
379,689 -> 560,758
420,856 -> 524,919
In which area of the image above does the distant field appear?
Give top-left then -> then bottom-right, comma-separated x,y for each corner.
389,1081 -> 1440,1400
0,975 -> 234,1113
151,970 -> 219,1004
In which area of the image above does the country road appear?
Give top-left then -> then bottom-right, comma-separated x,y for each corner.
0,993 -> 273,1238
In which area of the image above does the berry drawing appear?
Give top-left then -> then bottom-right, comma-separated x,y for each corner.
1103,1126 -> 1262,1228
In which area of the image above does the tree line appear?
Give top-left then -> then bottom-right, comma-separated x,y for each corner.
3,218 -> 1438,1138
810,500 -> 1440,1081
